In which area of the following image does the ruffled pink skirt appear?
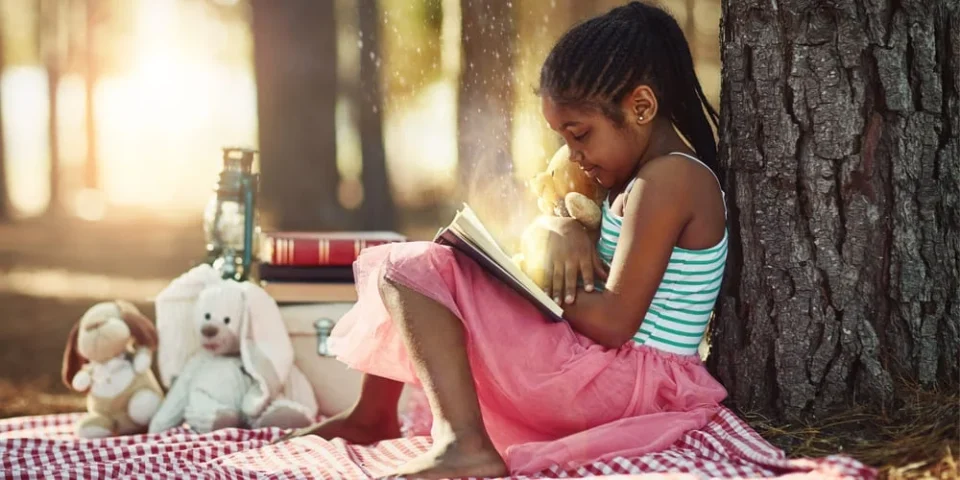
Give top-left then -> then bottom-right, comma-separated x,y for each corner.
328,242 -> 728,475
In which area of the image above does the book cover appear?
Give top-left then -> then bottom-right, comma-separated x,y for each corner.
433,204 -> 564,322
259,231 -> 407,266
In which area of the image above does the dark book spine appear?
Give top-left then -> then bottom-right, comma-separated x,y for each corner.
257,264 -> 355,283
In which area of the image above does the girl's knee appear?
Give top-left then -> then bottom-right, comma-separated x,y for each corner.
381,242 -> 458,283
386,241 -> 456,269
377,270 -> 402,305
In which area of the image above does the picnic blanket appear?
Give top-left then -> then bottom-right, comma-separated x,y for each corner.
0,406 -> 874,479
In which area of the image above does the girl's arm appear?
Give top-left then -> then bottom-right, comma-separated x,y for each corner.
562,159 -> 691,348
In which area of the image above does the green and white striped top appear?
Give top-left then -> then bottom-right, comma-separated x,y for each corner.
596,152 -> 727,356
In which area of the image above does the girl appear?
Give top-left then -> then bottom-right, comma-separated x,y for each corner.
294,2 -> 728,478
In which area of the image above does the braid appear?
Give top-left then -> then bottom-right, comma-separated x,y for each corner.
538,1 -> 720,173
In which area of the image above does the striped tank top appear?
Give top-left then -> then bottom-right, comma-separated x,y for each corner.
596,152 -> 728,356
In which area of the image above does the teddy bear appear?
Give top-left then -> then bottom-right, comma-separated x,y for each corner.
149,273 -> 316,434
513,144 -> 608,290
61,300 -> 165,438
528,144 -> 606,230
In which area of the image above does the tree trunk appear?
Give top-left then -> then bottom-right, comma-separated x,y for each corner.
457,0 -> 516,201
356,0 -> 395,231
83,0 -> 98,190
684,0 -> 696,58
0,8 -> 8,222
251,0 -> 344,231
41,0 -> 62,214
710,0 -> 959,418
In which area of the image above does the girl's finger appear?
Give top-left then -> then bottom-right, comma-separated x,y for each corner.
564,260 -> 578,304
552,260 -> 565,304
581,256 -> 595,293
594,253 -> 609,280
541,260 -> 554,294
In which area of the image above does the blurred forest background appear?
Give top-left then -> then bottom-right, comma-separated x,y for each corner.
0,0 -> 719,414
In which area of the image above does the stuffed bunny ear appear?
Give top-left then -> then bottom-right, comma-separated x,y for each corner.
61,321 -> 85,391
116,300 -> 158,350
154,264 -> 222,387
238,281 -> 294,415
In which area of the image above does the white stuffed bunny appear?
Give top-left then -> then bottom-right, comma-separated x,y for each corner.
150,266 -> 317,434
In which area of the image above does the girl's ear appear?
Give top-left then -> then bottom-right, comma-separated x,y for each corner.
625,84 -> 658,125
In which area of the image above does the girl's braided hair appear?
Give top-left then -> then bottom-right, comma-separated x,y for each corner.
539,1 -> 720,172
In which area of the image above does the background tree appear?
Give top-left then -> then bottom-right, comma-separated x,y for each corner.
251,0 -> 345,231
83,0 -> 99,192
39,0 -> 62,214
357,0 -> 395,230
710,0 -> 959,418
0,5 -> 7,222
457,0 -> 516,199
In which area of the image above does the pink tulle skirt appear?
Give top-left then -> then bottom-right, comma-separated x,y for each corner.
327,242 -> 728,475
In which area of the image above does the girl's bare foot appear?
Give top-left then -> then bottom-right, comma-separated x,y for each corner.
391,430 -> 507,479
274,409 -> 401,445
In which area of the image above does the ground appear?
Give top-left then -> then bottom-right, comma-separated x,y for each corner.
0,213 -> 205,416
0,213 -> 955,479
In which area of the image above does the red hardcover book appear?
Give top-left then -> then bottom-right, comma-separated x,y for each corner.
258,231 -> 407,266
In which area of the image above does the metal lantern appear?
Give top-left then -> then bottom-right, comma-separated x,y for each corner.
203,147 -> 260,281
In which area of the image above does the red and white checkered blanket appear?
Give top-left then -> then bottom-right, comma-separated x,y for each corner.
0,407 -> 875,479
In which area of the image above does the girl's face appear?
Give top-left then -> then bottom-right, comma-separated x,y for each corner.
541,88 -> 655,191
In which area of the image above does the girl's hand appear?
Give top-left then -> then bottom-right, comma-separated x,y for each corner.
525,216 -> 608,305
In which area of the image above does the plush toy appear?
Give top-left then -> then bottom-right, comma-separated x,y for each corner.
61,301 -> 164,438
513,145 -> 608,290
528,144 -> 606,230
149,265 -> 317,434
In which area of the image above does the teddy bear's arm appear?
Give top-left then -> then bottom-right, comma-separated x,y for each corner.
565,193 -> 603,230
132,347 -> 152,373
70,365 -> 93,392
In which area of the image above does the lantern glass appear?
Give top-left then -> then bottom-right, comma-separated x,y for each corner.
203,147 -> 260,280
203,197 -> 247,252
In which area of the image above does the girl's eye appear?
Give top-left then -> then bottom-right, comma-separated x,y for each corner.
573,131 -> 589,142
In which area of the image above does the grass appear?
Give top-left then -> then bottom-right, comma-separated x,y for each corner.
0,378 -> 85,419
743,380 -> 959,479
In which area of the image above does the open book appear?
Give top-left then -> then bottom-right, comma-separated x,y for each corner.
434,204 -> 564,322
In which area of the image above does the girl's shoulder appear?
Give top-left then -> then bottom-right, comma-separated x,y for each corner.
618,152 -> 725,227
622,152 -> 713,198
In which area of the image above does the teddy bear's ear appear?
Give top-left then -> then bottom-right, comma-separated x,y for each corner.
116,300 -> 158,350
61,321 -> 85,390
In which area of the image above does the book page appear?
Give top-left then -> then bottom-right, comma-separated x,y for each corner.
452,204 -> 562,316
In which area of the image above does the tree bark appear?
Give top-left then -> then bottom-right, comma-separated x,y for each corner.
356,0 -> 395,231
251,0 -> 344,231
711,0 -> 959,418
457,0 -> 516,200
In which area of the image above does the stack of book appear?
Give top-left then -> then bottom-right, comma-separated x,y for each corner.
256,231 -> 407,304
